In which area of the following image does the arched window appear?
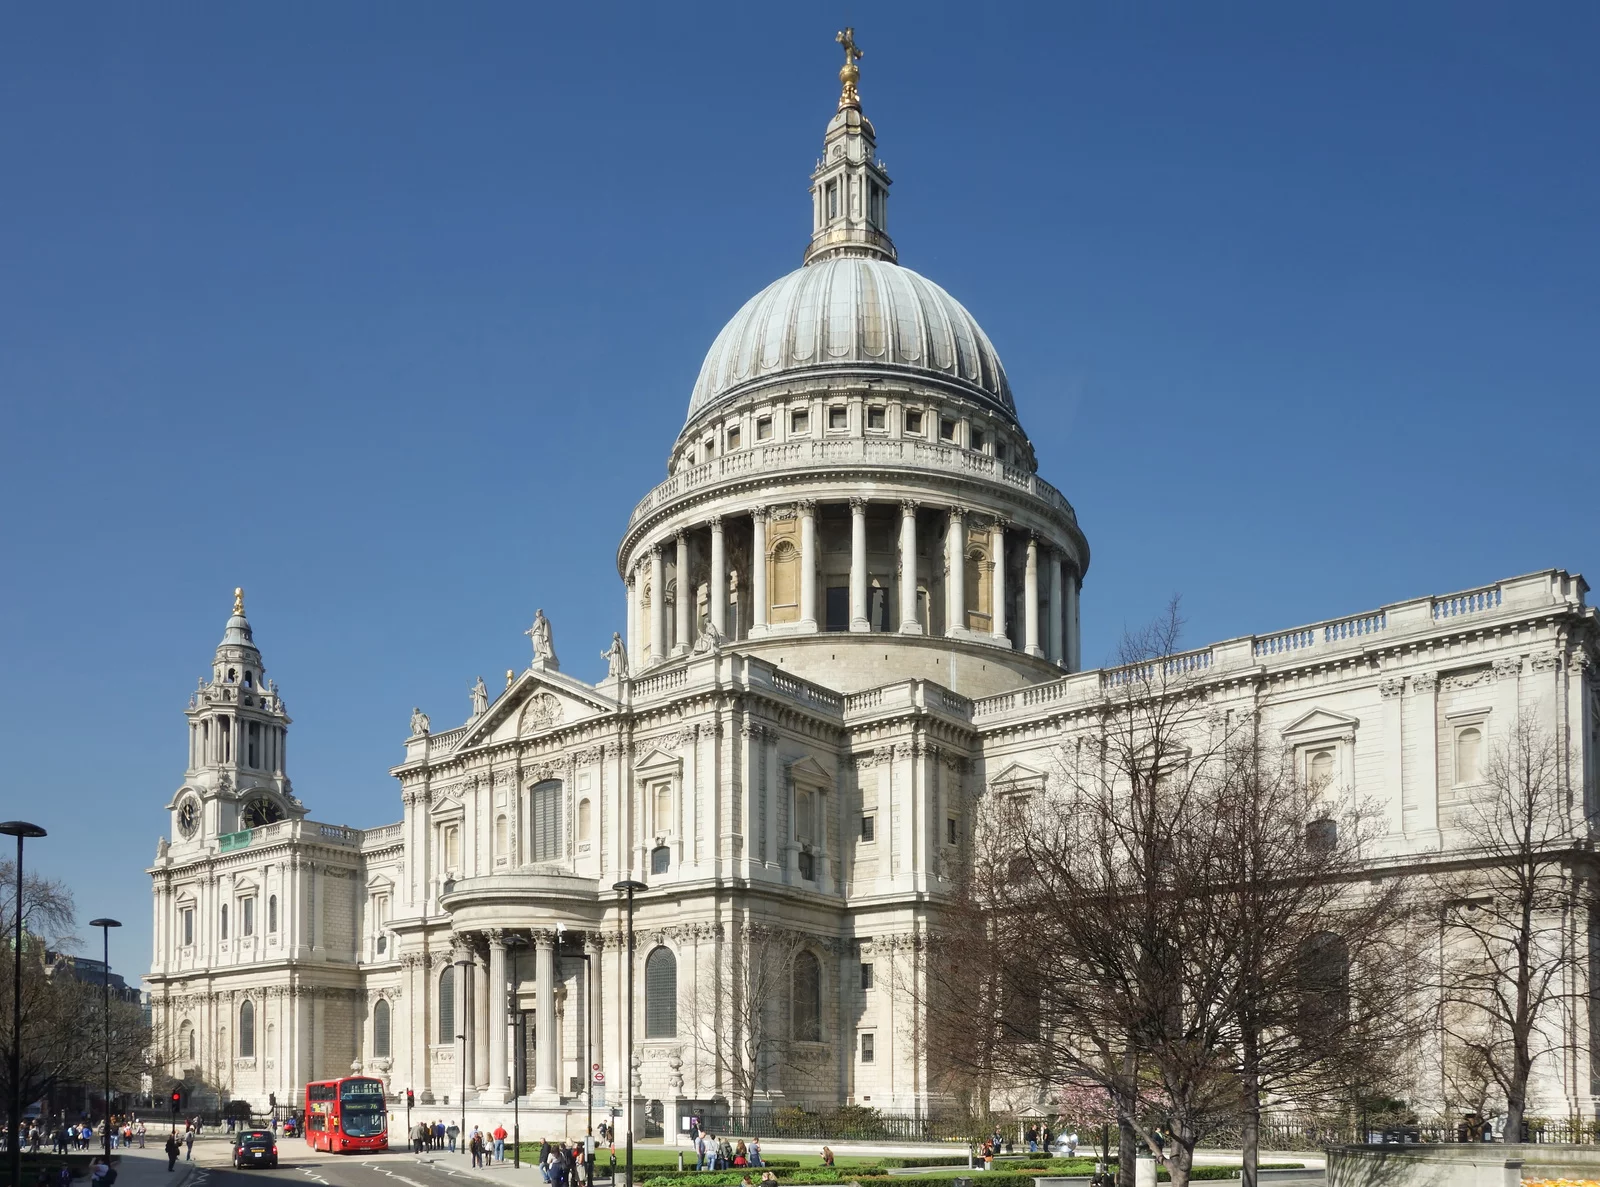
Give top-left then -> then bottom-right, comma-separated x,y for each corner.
438,966 -> 456,1045
531,781 -> 563,863
771,541 -> 800,622
1456,727 -> 1483,785
644,947 -> 677,1038
653,782 -> 672,836
239,1000 -> 255,1057
495,814 -> 509,857
651,845 -> 671,875
1308,749 -> 1334,786
1306,818 -> 1338,855
268,895 -> 278,933
179,1020 -> 195,1062
442,824 -> 462,870
373,999 -> 391,1058
577,798 -> 592,845
792,950 -> 821,1042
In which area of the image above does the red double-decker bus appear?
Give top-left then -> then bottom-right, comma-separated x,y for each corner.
304,1076 -> 389,1153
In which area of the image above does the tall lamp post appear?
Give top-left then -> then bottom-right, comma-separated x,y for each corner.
611,880 -> 646,1187
3,820 -> 48,1187
455,956 -> 471,1158
556,931 -> 595,1171
504,934 -> 528,1169
88,918 -> 122,1162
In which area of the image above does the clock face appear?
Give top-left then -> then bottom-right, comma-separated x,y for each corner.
242,796 -> 284,828
177,799 -> 199,838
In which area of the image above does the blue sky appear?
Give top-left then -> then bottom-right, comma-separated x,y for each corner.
2,2 -> 1595,977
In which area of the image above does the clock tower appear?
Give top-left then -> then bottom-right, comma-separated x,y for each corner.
169,589 -> 302,846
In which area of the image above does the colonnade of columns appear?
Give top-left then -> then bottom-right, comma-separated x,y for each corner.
452,927 -> 587,1104
626,499 -> 1082,669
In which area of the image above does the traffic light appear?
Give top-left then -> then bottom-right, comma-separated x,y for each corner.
170,1089 -> 182,1114
269,1093 -> 277,1109
406,1089 -> 414,1109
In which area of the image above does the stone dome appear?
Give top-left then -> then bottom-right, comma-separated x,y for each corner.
686,257 -> 1016,425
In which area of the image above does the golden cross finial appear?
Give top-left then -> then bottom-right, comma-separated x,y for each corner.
233,587 -> 245,615
836,27 -> 862,68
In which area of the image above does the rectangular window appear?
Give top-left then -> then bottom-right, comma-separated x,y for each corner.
531,782 -> 563,863
442,824 -> 461,870
867,406 -> 885,430
971,429 -> 986,452
181,909 -> 194,947
947,817 -> 958,845
860,814 -> 875,843
242,897 -> 254,937
828,405 -> 848,430
861,962 -> 874,991
791,408 -> 809,434
860,1032 -> 875,1063
756,416 -> 773,441
703,436 -> 715,459
247,722 -> 259,768
798,851 -> 816,881
726,425 -> 741,450
940,418 -> 956,442
825,585 -> 850,632
220,905 -> 229,941
905,409 -> 923,435
827,182 -> 839,219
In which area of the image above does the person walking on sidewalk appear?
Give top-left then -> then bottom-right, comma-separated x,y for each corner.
446,1121 -> 459,1153
492,1124 -> 507,1163
165,1133 -> 180,1172
183,1129 -> 194,1161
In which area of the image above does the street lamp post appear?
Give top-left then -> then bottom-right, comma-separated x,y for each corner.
556,935 -> 594,1175
455,956 -> 471,1158
87,918 -> 122,1163
504,934 -> 528,1169
612,880 -> 646,1187
3,820 -> 48,1187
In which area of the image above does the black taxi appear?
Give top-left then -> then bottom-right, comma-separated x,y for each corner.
232,1129 -> 280,1169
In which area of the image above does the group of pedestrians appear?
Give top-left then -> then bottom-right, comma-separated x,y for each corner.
413,1120 -> 461,1153
535,1132 -> 598,1186
691,1129 -> 764,1171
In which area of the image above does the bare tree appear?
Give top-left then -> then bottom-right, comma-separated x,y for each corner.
1207,734 -> 1422,1187
680,923 -> 823,1122
926,604 -> 1421,1187
0,866 -> 152,1128
1436,713 -> 1583,1143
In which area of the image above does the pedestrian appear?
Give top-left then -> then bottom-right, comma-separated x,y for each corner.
493,1123 -> 507,1163
749,1138 -> 763,1168
470,1130 -> 483,1168
821,1146 -> 835,1168
184,1129 -> 195,1161
446,1121 -> 459,1153
696,1131 -> 709,1171
734,1140 -> 748,1167
165,1133 -> 181,1172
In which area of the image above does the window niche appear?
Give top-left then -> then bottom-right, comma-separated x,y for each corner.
1447,711 -> 1491,788
1282,708 -> 1360,800
787,756 -> 831,886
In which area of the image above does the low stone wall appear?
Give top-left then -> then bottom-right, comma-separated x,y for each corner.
1329,1143 -> 1600,1187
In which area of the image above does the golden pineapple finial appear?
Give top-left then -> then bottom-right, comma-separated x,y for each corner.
233,587 -> 245,615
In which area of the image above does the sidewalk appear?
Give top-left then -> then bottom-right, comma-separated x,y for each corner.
112,1144 -> 201,1187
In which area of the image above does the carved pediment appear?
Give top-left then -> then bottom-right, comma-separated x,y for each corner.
430,797 -> 465,821
787,755 -> 831,786
1282,707 -> 1360,739
455,669 -> 616,750
635,747 -> 682,775
989,761 -> 1047,791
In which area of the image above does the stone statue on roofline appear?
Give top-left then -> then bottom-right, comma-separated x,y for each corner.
526,608 -> 560,671
602,632 -> 629,679
470,675 -> 489,717
410,707 -> 430,737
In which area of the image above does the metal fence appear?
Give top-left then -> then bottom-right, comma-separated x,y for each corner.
708,1107 -> 981,1143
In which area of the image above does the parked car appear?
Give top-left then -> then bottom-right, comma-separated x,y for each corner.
233,1129 -> 280,1169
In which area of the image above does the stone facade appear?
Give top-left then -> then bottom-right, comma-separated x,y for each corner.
146,50 -> 1600,1135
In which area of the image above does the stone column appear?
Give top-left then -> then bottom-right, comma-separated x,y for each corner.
991,524 -> 1009,646
625,571 -> 638,669
946,507 -> 966,636
1048,550 -> 1064,667
486,931 -> 508,1098
751,509 -> 769,635
898,500 -> 921,634
798,500 -> 818,630
674,534 -> 690,655
709,516 -> 727,634
849,498 -> 869,632
534,931 -> 558,1098
1024,536 -> 1042,657
1064,565 -> 1079,671
649,545 -> 666,665
473,947 -> 490,1088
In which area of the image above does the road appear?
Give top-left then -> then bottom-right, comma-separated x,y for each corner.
180,1140 -> 520,1187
